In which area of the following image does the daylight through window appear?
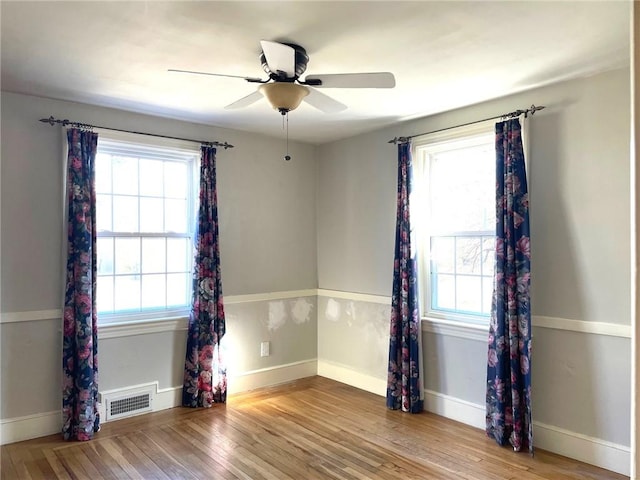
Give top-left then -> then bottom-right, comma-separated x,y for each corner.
95,137 -> 198,324
414,125 -> 495,322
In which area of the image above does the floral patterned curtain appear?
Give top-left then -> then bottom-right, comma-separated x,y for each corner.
62,128 -> 100,441
183,145 -> 227,407
386,142 -> 423,413
486,118 -> 532,453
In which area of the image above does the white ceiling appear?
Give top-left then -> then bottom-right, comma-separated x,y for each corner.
0,1 -> 630,144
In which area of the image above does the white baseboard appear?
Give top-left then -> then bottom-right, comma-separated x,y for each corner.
425,390 -> 631,476
534,421 -> 630,477
155,385 -> 182,411
317,360 -> 630,477
317,359 -> 386,396
0,410 -> 61,445
228,359 -> 318,395
423,389 -> 486,429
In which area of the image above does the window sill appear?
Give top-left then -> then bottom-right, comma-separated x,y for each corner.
421,316 -> 489,342
98,315 -> 189,340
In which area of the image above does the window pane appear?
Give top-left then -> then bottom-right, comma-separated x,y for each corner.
167,273 -> 189,306
482,276 -> 494,314
139,159 -> 164,197
482,237 -> 495,276
112,156 -> 138,195
115,237 -> 140,274
95,153 -> 112,194
457,276 -> 482,313
165,162 -> 188,199
167,238 -> 189,273
141,238 -> 166,273
113,196 -> 139,232
456,237 -> 482,275
432,273 -> 455,310
97,276 -> 114,313
115,275 -> 141,311
97,237 -> 114,275
431,236 -> 454,274
165,199 -> 187,233
96,194 -> 112,232
139,197 -> 164,232
429,143 -> 495,233
142,274 -> 166,309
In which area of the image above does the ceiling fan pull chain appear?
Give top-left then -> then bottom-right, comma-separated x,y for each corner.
284,112 -> 291,161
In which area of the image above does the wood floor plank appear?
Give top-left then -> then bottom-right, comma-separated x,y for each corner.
0,376 -> 628,480
125,431 -> 197,480
1,447 -> 19,480
205,411 -> 329,480
148,424 -> 236,480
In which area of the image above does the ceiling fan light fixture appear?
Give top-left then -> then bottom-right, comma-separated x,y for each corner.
259,82 -> 309,114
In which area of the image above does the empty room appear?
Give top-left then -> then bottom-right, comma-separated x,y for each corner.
0,1 -> 637,479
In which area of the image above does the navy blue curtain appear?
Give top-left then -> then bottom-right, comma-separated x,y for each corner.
386,142 -> 423,413
486,118 -> 533,452
183,146 -> 227,407
62,128 -> 100,440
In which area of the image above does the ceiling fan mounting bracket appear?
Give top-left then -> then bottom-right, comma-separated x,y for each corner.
260,43 -> 309,80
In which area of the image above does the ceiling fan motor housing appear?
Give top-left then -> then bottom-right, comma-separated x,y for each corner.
260,43 -> 309,80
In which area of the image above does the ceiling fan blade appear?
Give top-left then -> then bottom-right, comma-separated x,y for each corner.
224,91 -> 263,110
305,72 -> 396,88
260,40 -> 296,77
303,88 -> 347,113
168,69 -> 263,83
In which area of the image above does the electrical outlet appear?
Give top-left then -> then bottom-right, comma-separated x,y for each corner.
260,341 -> 270,357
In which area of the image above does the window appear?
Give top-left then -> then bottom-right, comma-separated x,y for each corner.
414,123 -> 495,323
95,135 -> 198,324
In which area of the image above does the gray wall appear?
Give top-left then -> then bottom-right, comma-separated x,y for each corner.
317,68 -> 631,447
0,68 -> 633,456
0,92 -> 318,419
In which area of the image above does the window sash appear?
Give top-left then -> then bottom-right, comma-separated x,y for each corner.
414,124 -> 495,324
95,136 -> 198,324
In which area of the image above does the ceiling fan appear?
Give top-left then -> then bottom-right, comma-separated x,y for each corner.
169,40 -> 396,115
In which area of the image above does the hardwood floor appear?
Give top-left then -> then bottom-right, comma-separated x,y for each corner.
0,376 -> 628,479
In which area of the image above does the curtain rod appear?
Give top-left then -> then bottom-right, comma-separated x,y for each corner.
387,104 -> 545,145
39,116 -> 234,150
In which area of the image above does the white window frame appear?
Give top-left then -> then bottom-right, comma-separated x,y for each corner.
94,130 -> 200,326
413,120 -> 495,327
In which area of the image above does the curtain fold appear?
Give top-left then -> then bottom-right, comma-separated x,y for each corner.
486,118 -> 533,453
183,145 -> 227,407
386,142 -> 423,413
62,128 -> 100,441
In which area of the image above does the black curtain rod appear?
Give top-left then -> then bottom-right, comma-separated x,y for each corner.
387,104 -> 545,145
39,116 -> 234,150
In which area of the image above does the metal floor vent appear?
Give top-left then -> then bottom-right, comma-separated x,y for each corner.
101,386 -> 154,421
